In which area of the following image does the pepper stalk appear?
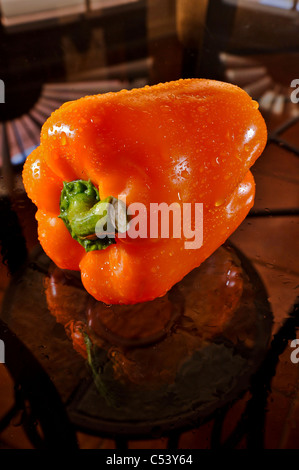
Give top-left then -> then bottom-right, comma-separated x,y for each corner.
59,180 -> 128,252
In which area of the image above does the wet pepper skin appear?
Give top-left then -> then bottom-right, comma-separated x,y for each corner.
23,79 -> 267,304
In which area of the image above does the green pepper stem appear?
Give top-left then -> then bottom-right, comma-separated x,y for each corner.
59,180 -> 127,252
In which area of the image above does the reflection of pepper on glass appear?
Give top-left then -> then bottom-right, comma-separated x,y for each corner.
44,245 -> 266,396
23,79 -> 267,306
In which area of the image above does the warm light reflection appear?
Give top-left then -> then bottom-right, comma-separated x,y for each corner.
48,123 -> 75,137
244,126 -> 256,144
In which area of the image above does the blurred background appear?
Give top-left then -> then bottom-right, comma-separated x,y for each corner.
0,0 -> 299,449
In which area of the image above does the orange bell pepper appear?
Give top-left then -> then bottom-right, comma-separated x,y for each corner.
22,79 -> 267,304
